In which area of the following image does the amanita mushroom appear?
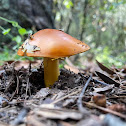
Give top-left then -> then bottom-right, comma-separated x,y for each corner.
17,29 -> 90,87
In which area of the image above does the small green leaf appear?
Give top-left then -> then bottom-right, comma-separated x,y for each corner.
13,35 -> 22,44
18,28 -> 27,35
2,28 -> 11,35
59,64 -> 64,68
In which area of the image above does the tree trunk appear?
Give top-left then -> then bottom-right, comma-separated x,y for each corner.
0,0 -> 55,45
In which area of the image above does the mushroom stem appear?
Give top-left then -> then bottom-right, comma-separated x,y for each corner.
44,57 -> 59,87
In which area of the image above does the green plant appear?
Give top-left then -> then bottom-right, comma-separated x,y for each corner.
0,17 -> 33,62
0,16 -> 32,50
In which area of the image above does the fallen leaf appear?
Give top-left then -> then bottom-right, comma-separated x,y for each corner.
96,71 -> 120,87
93,85 -> 114,93
63,99 -> 75,107
96,60 -> 116,75
33,88 -> 50,99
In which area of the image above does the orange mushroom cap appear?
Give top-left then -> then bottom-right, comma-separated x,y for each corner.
17,29 -> 90,58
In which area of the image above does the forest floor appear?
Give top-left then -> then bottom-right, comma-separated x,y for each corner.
0,60 -> 126,126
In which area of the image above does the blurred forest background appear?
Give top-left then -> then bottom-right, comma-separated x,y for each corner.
0,0 -> 126,67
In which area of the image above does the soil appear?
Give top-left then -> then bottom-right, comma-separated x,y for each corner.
0,61 -> 126,126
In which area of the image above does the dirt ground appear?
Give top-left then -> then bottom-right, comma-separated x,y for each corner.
0,60 -> 126,126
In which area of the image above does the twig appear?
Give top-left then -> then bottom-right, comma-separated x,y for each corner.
79,73 -> 109,86
16,74 -> 19,94
0,106 -> 10,113
8,63 -> 20,101
84,102 -> 126,119
51,89 -> 82,104
77,75 -> 92,114
4,63 -> 16,93
9,90 -> 17,101
93,79 -> 109,86
109,95 -> 126,99
25,62 -> 31,99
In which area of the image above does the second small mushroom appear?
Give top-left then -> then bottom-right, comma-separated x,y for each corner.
17,29 -> 90,87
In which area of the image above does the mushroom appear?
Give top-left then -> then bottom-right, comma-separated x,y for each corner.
17,29 -> 90,87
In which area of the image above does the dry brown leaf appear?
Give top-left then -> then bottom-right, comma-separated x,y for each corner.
96,60 -> 116,75
93,85 -> 114,93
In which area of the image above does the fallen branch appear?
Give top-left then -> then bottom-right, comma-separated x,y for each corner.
77,75 -> 92,114
84,102 -> 126,119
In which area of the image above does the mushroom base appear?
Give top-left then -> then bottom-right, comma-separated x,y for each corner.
44,57 -> 59,87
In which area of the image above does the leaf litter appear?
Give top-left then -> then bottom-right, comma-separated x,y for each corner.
0,60 -> 125,126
